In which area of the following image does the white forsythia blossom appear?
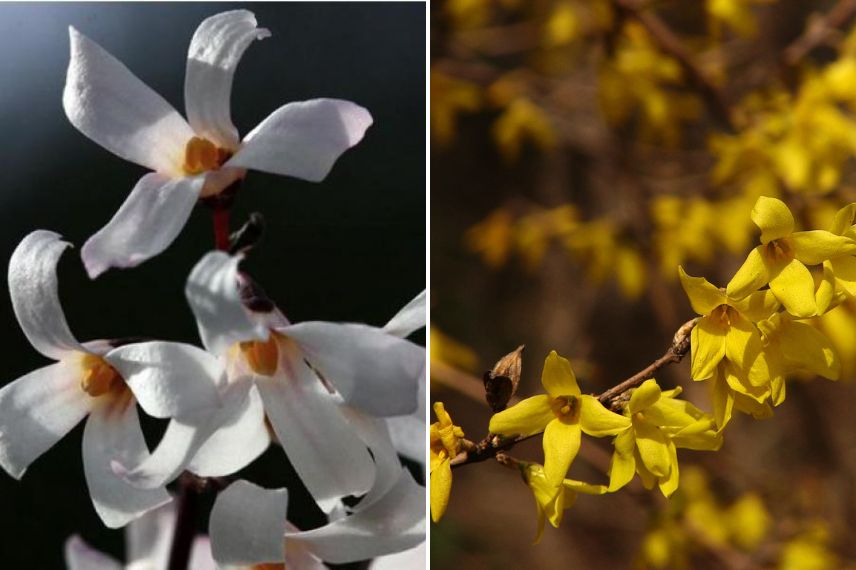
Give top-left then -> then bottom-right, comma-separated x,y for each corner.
63,9 -> 373,278
0,231 -> 226,527
114,251 -> 425,513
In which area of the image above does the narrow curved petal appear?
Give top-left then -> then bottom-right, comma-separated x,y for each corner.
343,409 -> 403,510
690,317 -> 726,380
64,536 -> 123,570
627,379 -> 661,414
370,542 -> 426,570
0,361 -> 92,479
678,267 -> 725,316
579,395 -> 631,436
281,322 -> 424,417
543,420 -> 581,488
185,10 -> 270,148
430,460 -> 452,523
385,359 -> 426,464
726,246 -> 771,299
105,341 -> 223,419
658,441 -> 680,497
711,373 -> 734,430
83,395 -> 171,528
487,395 -> 553,437
633,420 -> 671,478
791,230 -> 856,265
768,259 -> 816,317
383,290 -> 427,338
285,469 -> 426,564
209,480 -> 288,565
608,428 -> 636,492
227,98 -> 373,182
82,173 -> 205,278
751,196 -> 794,244
9,230 -> 84,360
258,346 -> 375,511
185,251 -> 269,355
541,351 -> 581,399
127,502 -> 176,567
64,27 -> 193,174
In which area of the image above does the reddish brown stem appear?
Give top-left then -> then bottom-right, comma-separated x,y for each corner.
213,207 -> 231,251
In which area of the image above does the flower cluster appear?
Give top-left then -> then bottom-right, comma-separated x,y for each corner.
0,10 -> 425,566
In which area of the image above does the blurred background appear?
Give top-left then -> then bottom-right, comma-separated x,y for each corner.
0,2 -> 424,566
430,0 -> 856,568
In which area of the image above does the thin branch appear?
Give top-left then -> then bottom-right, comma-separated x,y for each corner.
783,0 -> 856,66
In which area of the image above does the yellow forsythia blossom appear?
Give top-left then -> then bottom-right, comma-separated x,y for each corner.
523,463 -> 607,544
489,351 -> 630,488
492,97 -> 557,161
778,522 -> 839,570
608,380 -> 721,497
430,402 -> 465,522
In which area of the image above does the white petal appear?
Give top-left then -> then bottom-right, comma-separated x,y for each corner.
342,409 -> 403,510
105,341 -> 223,419
82,173 -> 205,278
8,230 -> 84,360
83,396 -> 171,528
185,10 -> 270,149
0,361 -> 91,479
185,251 -> 270,355
126,501 -> 176,567
189,536 -> 218,570
64,536 -> 123,570
63,27 -> 194,174
370,542 -> 426,570
209,480 -> 287,565
257,345 -> 375,511
386,414 -> 425,466
227,98 -> 373,182
285,469 -> 426,564
281,322 -> 423,417
383,290 -> 427,338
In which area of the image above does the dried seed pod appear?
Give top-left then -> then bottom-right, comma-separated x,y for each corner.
483,345 -> 524,412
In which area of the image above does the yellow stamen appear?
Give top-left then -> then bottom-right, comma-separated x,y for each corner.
183,136 -> 231,175
80,354 -> 121,397
241,336 -> 279,376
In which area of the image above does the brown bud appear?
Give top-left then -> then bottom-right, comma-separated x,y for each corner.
483,345 -> 524,412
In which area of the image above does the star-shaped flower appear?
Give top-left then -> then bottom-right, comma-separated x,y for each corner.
63,10 -> 373,277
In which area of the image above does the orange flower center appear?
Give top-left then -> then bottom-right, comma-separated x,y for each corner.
80,354 -> 122,397
551,395 -> 580,422
183,136 -> 232,175
240,336 -> 279,376
765,237 -> 793,261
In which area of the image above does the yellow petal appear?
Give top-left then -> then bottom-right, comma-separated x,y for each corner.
779,321 -> 840,380
723,312 -> 757,370
564,479 -> 608,495
430,459 -> 452,522
633,447 -> 657,490
769,259 -> 817,317
731,289 -> 779,322
579,395 -> 631,436
608,429 -> 637,492
657,441 -> 680,498
726,246 -> 771,300
733,391 -> 773,419
792,230 -> 856,265
671,420 -> 722,451
771,373 -> 786,406
678,267 -> 726,315
831,203 -> 856,235
488,395 -> 554,436
646,397 -> 701,429
633,419 -> 671,478
541,350 -> 581,399
628,379 -> 662,414
723,360 -> 770,403
543,419 -> 581,488
816,262 -> 836,315
691,316 -> 727,380
711,372 -> 734,430
829,256 -> 856,297
751,196 -> 794,244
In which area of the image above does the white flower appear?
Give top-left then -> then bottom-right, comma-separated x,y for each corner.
64,502 -> 216,570
113,251 -> 424,513
63,10 -> 373,278
0,230 -> 225,527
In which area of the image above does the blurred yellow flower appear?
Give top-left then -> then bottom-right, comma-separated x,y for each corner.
523,463 -> 607,543
430,402 -> 465,523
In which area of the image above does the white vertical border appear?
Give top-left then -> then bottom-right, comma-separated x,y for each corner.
423,0 -> 432,567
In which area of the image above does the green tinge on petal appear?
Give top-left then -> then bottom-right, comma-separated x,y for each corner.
657,441 -> 680,498
792,230 -> 856,265
608,429 -> 637,492
751,196 -> 794,244
541,350 -> 580,399
726,246 -> 771,300
628,379 -> 662,414
488,395 -> 554,437
829,256 -> 856,297
691,317 -> 727,380
564,479 -> 608,496
769,259 -> 817,318
430,459 -> 452,523
678,267 -> 726,316
579,395 -> 631,436
633,420 -> 671,478
780,321 -> 841,380
542,420 -> 581,488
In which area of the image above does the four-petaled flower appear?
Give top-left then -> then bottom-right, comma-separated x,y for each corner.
430,401 -> 464,523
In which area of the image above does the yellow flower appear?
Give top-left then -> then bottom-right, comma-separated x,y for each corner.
489,351 -> 630,488
727,196 -> 856,317
757,312 -> 840,388
778,522 -> 839,570
430,402 -> 464,523
679,266 -> 779,382
709,360 -> 773,429
822,203 -> 856,299
523,463 -> 607,544
608,380 -> 721,497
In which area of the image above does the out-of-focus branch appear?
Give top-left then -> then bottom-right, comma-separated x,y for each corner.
783,0 -> 856,66
613,0 -> 735,131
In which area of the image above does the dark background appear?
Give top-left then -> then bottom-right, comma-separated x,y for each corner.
0,2 -> 425,566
